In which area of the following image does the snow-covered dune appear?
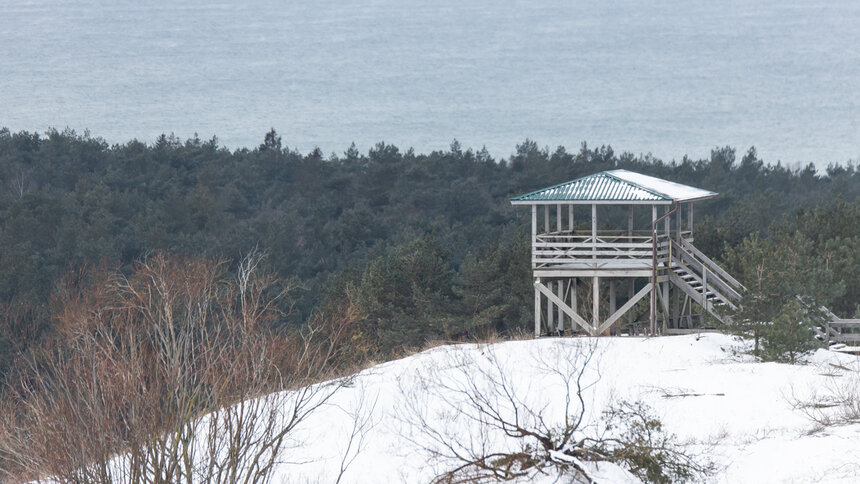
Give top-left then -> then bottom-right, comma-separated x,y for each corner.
273,334 -> 860,483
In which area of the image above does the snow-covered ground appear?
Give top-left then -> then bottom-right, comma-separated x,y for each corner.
272,334 -> 860,483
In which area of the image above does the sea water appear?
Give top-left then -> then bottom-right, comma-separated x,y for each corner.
1,0 -> 858,165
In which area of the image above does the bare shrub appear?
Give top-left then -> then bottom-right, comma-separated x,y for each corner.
396,340 -> 715,483
0,251 -> 361,483
790,361 -> 860,429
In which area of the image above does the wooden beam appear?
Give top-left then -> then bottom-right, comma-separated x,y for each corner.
569,204 -> 574,231
533,241 -> 654,248
627,205 -> 634,236
657,280 -> 670,319
650,204 -> 657,334
557,280 -> 564,332
511,200 -> 677,205
664,205 -> 670,237
531,205 -> 537,269
592,276 -> 599,334
608,279 -> 616,336
591,204 -> 597,260
534,281 -> 541,337
628,280 -> 635,326
672,282 -> 680,329
547,279 -> 554,330
609,280 -> 616,314
688,203 -> 693,239
662,279 -> 670,332
556,203 -> 562,233
662,206 -> 670,332
627,206 -> 634,327
533,269 -> 654,278
534,280 -> 592,334
597,283 -> 652,334
544,205 -> 550,234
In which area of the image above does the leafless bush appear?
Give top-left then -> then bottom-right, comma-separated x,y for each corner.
396,340 -> 715,483
333,387 -> 379,484
790,361 -> 860,429
0,251 -> 362,483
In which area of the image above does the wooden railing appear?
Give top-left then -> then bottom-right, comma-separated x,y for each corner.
819,320 -> 860,345
812,306 -> 860,346
677,239 -> 743,291
669,239 -> 743,304
532,230 -> 672,268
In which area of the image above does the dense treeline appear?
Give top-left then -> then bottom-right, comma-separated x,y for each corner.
0,127 -> 857,364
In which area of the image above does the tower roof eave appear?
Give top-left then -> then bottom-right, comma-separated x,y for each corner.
509,169 -> 717,204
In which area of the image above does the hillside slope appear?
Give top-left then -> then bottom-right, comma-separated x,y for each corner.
276,334 -> 860,483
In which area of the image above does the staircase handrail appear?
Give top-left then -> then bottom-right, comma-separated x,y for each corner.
670,256 -> 738,309
671,240 -> 742,303
677,239 -> 745,291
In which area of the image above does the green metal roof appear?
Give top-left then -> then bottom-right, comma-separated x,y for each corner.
510,170 -> 717,204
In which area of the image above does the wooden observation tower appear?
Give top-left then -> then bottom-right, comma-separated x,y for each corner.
511,170 -> 745,337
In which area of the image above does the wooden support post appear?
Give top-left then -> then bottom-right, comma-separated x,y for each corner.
592,276 -> 599,335
681,294 -> 690,328
676,204 -> 682,242
628,280 -> 635,327
557,280 -> 564,333
656,281 -> 671,332
592,204 -> 599,335
547,279 -> 554,330
535,280 -> 541,337
628,205 -> 635,328
571,277 -> 577,322
662,206 -> 670,331
531,205 -> 537,268
672,282 -> 680,329
591,204 -> 597,260
688,203 -> 694,240
608,279 -> 616,335
555,205 -> 563,333
544,205 -> 550,234
662,278 -> 670,332
627,205 -> 633,237
671,205 -> 680,328
665,205 -> 670,237
650,205 -> 657,334
569,205 -> 574,231
556,204 -> 562,233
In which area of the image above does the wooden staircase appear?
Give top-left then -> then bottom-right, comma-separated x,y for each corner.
666,238 -> 744,326
663,243 -> 858,349
812,305 -> 860,349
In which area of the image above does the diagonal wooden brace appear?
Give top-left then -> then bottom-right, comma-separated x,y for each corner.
534,280 -> 593,335
597,283 -> 652,335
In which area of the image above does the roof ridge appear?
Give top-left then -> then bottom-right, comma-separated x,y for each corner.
603,170 -> 672,201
